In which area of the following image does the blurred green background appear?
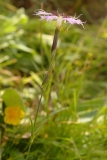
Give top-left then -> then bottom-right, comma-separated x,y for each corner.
0,0 -> 107,160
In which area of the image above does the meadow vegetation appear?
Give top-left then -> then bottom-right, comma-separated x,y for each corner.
0,1 -> 107,160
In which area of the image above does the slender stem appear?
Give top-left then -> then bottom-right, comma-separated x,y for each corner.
26,19 -> 61,160
51,26 -> 60,60
42,26 -> 60,86
33,93 -> 43,129
51,27 -> 60,52
26,91 -> 43,160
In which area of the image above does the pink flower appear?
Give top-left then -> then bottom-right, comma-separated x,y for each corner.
34,9 -> 85,28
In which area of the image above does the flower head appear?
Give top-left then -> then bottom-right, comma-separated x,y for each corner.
34,9 -> 85,28
4,106 -> 25,126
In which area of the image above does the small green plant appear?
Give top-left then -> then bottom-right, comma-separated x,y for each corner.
26,9 -> 85,160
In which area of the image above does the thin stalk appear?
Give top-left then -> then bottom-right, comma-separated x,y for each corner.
51,26 -> 60,60
26,17 -> 62,160
42,24 -> 61,86
26,92 -> 43,160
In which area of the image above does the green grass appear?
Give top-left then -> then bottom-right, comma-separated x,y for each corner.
0,6 -> 107,160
